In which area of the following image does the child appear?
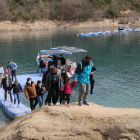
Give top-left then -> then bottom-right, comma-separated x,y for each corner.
6,66 -> 10,77
62,78 -> 77,108
11,80 -> 23,108
36,80 -> 45,108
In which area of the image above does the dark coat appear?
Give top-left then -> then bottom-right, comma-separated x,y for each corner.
36,85 -> 45,96
39,60 -> 46,68
42,70 -> 49,86
45,72 -> 62,93
1,78 -> 12,89
58,57 -> 66,65
12,83 -> 23,94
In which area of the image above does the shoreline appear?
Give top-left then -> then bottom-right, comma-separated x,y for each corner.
0,19 -> 140,32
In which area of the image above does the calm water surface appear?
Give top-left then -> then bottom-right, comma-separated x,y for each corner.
0,28 -> 140,128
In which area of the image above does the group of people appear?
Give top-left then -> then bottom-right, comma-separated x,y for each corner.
0,55 -> 96,111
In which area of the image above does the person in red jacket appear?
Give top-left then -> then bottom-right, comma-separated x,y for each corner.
61,78 -> 77,108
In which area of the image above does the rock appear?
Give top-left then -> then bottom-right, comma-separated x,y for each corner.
0,102 -> 140,140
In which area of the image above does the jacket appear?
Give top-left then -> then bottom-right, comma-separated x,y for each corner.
62,81 -> 77,94
45,73 -> 62,92
6,69 -> 10,76
12,83 -> 23,94
42,70 -> 49,86
0,67 -> 4,74
24,81 -> 37,98
39,60 -> 46,68
58,57 -> 66,65
9,62 -> 17,70
74,58 -> 93,84
36,85 -> 44,96
38,58 -> 46,65
1,78 -> 12,89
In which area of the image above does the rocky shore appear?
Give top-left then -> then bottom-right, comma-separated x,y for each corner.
0,19 -> 137,31
0,102 -> 140,140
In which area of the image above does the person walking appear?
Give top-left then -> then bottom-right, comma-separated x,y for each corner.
38,58 -> 46,76
24,78 -> 39,111
60,69 -> 68,105
61,78 -> 77,108
0,65 -> 4,78
36,80 -> 45,108
8,61 -> 17,82
11,80 -> 23,108
58,55 -> 66,69
1,74 -> 13,102
46,67 -> 62,106
74,55 -> 93,106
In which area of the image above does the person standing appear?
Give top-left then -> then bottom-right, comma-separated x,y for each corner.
11,80 -> 23,108
38,58 -> 46,76
24,78 -> 39,111
74,55 -> 93,106
1,74 -> 13,102
52,55 -> 58,68
46,67 -> 62,106
8,61 -> 17,82
58,55 -> 66,69
0,65 -> 4,78
36,80 -> 45,108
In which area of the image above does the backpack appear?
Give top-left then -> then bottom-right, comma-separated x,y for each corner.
79,61 -> 93,73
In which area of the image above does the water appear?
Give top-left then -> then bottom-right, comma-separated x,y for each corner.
0,28 -> 140,128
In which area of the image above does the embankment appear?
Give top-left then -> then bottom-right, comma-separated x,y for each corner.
0,102 -> 140,140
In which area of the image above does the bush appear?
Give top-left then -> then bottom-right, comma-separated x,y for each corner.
105,9 -> 118,18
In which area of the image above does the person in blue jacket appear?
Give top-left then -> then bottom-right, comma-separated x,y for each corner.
74,55 -> 93,106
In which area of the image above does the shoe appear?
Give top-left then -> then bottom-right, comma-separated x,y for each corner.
33,107 -> 36,110
67,104 -> 70,108
83,102 -> 89,106
48,103 -> 52,106
63,100 -> 66,105
18,105 -> 20,107
78,102 -> 82,106
13,105 -> 16,108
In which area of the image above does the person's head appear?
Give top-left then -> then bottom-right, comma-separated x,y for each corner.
84,55 -> 91,65
27,78 -> 32,84
60,55 -> 62,58
37,80 -> 42,87
15,80 -> 18,85
66,78 -> 71,85
8,61 -> 12,64
38,58 -> 41,61
0,65 -> 1,68
7,66 -> 9,69
61,69 -> 68,78
5,74 -> 8,78
50,67 -> 57,75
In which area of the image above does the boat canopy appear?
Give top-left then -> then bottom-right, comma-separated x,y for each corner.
40,50 -> 72,55
51,46 -> 87,53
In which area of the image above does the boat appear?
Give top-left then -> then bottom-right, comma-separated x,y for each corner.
118,26 -> 130,30
36,46 -> 87,78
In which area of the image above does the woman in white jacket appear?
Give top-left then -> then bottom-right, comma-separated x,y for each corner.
0,65 -> 4,78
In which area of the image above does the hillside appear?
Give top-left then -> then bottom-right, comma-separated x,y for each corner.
0,0 -> 140,22
1,102 -> 140,139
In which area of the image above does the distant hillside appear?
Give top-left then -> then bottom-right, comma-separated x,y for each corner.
0,0 -> 140,22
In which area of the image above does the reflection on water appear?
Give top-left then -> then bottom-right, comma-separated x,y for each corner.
0,28 -> 140,128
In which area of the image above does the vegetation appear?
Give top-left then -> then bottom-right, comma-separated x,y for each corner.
0,0 -> 140,21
